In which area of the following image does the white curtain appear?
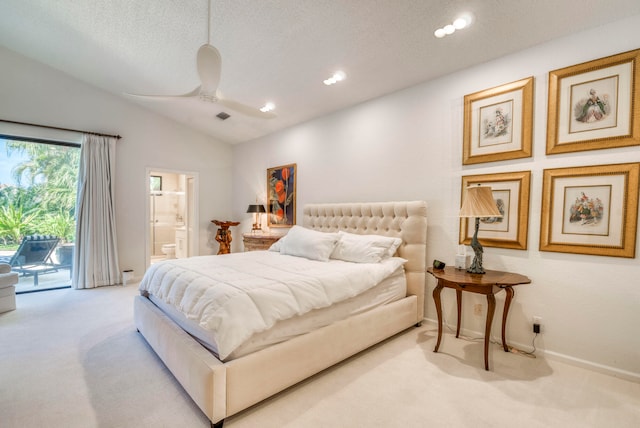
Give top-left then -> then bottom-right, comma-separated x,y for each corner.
72,134 -> 120,289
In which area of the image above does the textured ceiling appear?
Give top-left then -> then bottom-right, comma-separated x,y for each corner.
1,0 -> 640,144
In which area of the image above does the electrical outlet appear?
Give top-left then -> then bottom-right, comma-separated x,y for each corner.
532,316 -> 542,334
473,304 -> 482,316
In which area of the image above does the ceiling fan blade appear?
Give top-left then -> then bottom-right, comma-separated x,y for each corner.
197,44 -> 222,93
124,86 -> 201,100
217,92 -> 277,119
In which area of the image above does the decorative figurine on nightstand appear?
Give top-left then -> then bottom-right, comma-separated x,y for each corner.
212,220 -> 240,254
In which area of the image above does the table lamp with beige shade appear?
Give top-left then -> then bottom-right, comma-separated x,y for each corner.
459,184 -> 502,274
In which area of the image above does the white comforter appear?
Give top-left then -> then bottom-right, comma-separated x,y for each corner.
139,251 -> 406,359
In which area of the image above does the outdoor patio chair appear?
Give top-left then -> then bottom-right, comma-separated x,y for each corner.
0,235 -> 61,286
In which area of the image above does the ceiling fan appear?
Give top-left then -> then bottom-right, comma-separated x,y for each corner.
127,0 -> 276,119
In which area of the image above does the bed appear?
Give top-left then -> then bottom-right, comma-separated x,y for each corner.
134,201 -> 427,427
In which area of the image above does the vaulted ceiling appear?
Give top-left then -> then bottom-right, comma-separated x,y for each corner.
1,0 -> 639,144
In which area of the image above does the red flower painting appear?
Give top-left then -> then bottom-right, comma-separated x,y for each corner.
267,164 -> 296,227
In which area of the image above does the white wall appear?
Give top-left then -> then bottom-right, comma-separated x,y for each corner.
232,15 -> 640,379
0,46 -> 233,279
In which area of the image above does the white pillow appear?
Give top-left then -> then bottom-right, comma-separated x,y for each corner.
385,235 -> 403,257
331,231 -> 403,263
278,226 -> 339,262
268,235 -> 286,252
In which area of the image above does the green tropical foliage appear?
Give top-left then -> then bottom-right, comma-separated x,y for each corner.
38,209 -> 76,242
0,140 -> 79,244
0,195 -> 37,244
7,141 -> 79,213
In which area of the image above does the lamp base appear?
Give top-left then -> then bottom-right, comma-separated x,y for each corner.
466,256 -> 485,274
467,217 -> 485,274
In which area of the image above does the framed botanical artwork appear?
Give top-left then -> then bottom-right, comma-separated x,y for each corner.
267,163 -> 296,227
463,77 -> 534,165
546,48 -> 640,154
459,171 -> 531,250
539,163 -> 639,258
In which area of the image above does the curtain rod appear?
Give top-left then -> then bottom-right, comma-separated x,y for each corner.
0,119 -> 122,140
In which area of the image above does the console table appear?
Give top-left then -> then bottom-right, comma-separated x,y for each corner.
427,266 -> 531,370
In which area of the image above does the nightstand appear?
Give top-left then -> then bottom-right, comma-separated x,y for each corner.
427,266 -> 531,370
242,233 -> 281,252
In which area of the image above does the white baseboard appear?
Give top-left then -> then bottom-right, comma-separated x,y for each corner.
422,317 -> 640,384
538,350 -> 640,383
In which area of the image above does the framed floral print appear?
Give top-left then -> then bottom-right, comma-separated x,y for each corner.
463,77 -> 534,165
539,163 -> 639,258
267,163 -> 296,227
460,171 -> 531,250
546,48 -> 640,154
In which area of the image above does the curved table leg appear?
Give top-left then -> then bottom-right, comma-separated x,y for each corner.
433,282 -> 444,352
484,293 -> 496,371
501,286 -> 514,352
455,288 -> 462,338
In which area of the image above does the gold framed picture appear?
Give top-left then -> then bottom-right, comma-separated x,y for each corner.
463,77 -> 534,165
546,48 -> 640,154
267,163 -> 296,227
460,171 -> 531,250
539,163 -> 639,258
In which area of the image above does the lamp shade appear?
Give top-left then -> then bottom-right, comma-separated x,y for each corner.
459,185 -> 502,218
246,204 -> 266,214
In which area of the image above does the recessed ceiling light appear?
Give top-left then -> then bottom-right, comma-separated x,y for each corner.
453,17 -> 468,29
434,13 -> 473,39
260,102 -> 275,113
323,71 -> 347,86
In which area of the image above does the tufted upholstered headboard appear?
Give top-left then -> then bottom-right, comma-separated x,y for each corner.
303,201 -> 427,321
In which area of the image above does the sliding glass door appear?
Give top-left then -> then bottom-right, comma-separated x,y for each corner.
0,138 -> 80,293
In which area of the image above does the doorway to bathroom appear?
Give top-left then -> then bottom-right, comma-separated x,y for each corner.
146,169 -> 198,266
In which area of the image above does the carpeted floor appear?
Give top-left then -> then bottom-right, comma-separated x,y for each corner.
1,285 -> 638,428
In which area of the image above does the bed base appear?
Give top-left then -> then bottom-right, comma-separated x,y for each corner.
135,293 -> 418,426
